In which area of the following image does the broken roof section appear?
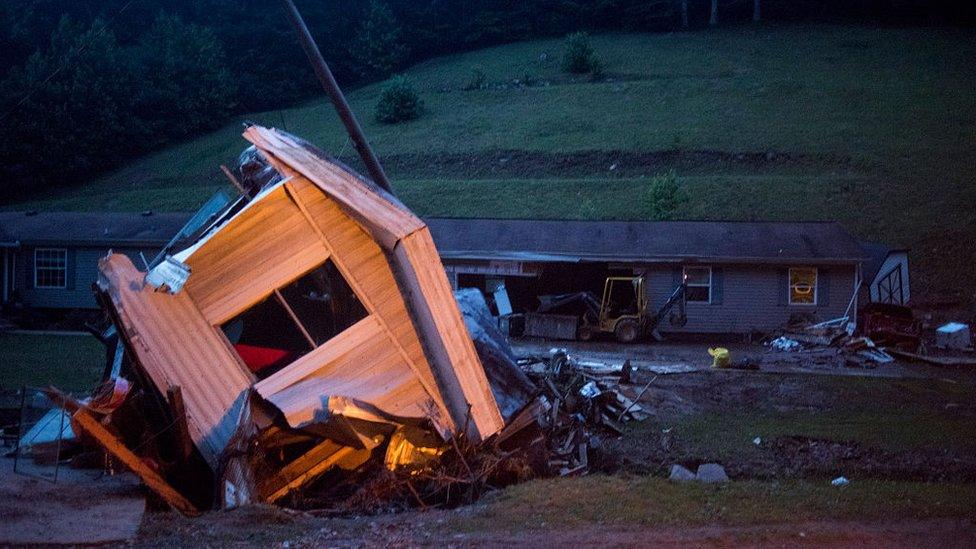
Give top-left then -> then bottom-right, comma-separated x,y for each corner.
98,126 -> 509,470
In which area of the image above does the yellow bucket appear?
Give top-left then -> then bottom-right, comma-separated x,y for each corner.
708,347 -> 731,368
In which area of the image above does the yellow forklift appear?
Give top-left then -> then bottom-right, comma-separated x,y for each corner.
533,275 -> 688,343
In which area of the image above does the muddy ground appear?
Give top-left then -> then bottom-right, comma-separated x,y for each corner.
3,340 -> 975,546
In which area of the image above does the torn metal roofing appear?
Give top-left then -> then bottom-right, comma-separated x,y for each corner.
425,218 -> 870,264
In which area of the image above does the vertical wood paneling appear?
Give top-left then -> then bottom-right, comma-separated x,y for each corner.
98,254 -> 252,467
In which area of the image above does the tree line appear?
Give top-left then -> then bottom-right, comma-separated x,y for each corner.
0,0 -> 972,198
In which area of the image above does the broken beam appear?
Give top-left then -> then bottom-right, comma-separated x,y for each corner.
61,396 -> 200,517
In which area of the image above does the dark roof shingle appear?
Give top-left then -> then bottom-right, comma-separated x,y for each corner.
0,211 -> 190,246
426,218 -> 868,264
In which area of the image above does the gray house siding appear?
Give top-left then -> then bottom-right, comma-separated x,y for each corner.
14,246 -> 156,309
641,264 -> 856,333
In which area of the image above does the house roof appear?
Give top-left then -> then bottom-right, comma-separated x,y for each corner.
0,211 -> 190,247
0,211 -> 870,264
425,218 -> 870,264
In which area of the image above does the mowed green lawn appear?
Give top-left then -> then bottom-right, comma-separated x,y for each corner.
0,333 -> 104,396
8,24 -> 976,306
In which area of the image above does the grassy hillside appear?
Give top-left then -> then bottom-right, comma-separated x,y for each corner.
9,24 -> 976,309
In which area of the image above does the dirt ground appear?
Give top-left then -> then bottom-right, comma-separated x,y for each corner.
3,339 -> 975,546
0,456 -> 145,544
135,504 -> 976,548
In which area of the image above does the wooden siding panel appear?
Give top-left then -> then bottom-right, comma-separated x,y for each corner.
284,177 -> 455,435
182,186 -> 330,324
98,254 -> 252,467
394,229 -> 505,439
243,126 -> 424,250
256,315 -> 433,429
644,264 -> 857,333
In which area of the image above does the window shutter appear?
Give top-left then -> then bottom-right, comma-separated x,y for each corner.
777,268 -> 788,306
818,268 -> 829,307
27,248 -> 35,289
712,267 -> 724,304
66,249 -> 77,290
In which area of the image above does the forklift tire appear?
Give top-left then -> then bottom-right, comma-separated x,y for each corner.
614,319 -> 640,343
578,325 -> 594,341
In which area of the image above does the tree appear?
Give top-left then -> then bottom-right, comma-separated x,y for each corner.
754,0 -> 761,22
680,0 -> 689,28
0,16 -> 140,193
710,0 -> 719,26
135,13 -> 236,140
349,1 -> 408,80
645,170 -> 686,220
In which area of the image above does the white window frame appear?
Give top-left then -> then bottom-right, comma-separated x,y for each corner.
683,266 -> 712,304
34,248 -> 68,290
788,267 -> 818,306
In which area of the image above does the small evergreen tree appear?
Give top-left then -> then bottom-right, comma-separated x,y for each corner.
375,75 -> 423,123
562,31 -> 601,74
349,1 -> 408,80
645,170 -> 687,220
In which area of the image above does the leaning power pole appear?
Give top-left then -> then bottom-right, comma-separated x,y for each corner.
278,0 -> 395,195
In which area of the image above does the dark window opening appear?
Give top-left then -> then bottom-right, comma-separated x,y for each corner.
278,260 -> 367,346
220,259 -> 368,379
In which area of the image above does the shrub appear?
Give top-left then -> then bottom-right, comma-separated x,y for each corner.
645,170 -> 687,220
562,32 -> 601,74
375,76 -> 423,124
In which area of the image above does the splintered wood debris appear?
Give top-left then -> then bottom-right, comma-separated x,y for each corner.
41,128 -> 648,515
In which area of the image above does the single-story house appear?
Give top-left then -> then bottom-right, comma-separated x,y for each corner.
0,211 -> 909,334
0,211 -> 187,309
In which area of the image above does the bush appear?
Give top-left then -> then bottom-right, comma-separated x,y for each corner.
562,31 -> 601,74
375,76 -> 423,124
645,170 -> 687,220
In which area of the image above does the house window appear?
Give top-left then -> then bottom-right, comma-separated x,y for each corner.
789,267 -> 818,305
34,248 -> 67,289
221,259 -> 368,378
683,266 -> 712,303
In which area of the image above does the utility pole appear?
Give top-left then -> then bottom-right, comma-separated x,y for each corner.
278,0 -> 395,195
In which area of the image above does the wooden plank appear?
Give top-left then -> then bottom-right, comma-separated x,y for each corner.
263,444 -> 366,503
243,126 -> 424,251
67,404 -> 199,516
888,349 -> 976,367
166,385 -> 194,461
392,228 -> 505,440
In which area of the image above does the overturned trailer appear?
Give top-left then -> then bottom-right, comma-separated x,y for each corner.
85,126 -> 536,512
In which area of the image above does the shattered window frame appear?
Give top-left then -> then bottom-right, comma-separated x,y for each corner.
683,266 -> 712,303
34,248 -> 67,289
789,267 -> 818,305
219,257 -> 369,378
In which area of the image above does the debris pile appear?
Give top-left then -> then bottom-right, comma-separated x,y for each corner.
520,349 -> 650,476
765,316 -> 896,368
29,127 -> 652,517
27,127 -> 557,516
